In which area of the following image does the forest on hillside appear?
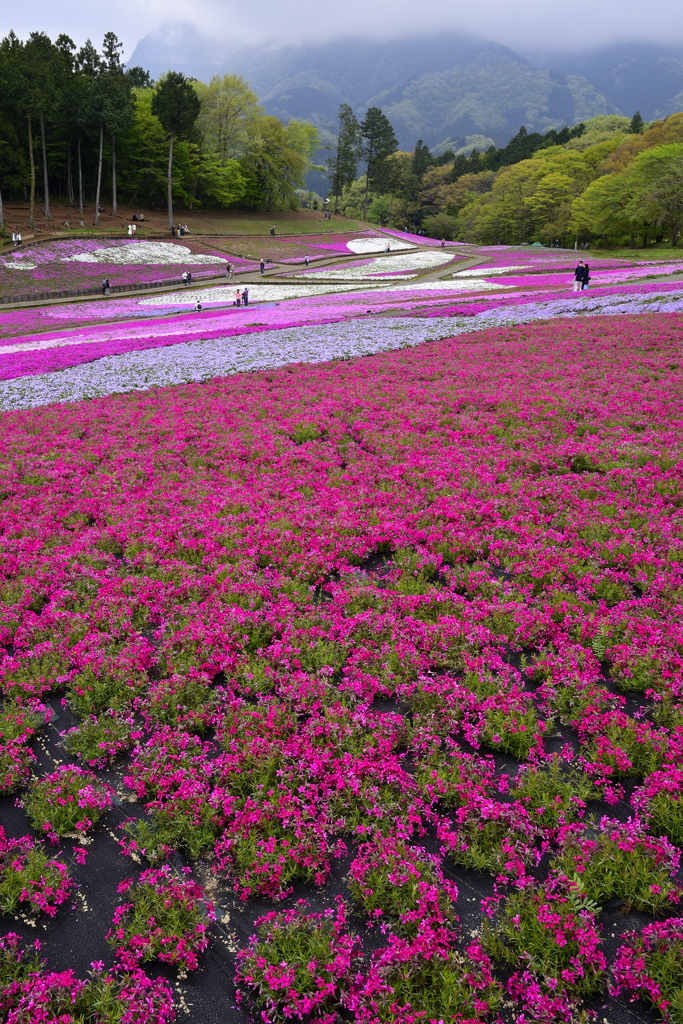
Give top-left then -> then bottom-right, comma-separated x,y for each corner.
0,31 -> 321,227
333,110 -> 683,247
2,28 -> 683,248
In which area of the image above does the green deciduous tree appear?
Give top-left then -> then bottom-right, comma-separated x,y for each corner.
195,74 -> 262,161
626,143 -> 683,245
152,71 -> 201,228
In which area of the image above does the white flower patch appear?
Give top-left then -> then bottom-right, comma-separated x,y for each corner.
289,251 -> 453,281
401,280 -> 514,293
62,242 -> 227,265
0,318 -> 453,410
2,260 -> 37,270
139,283 -> 381,306
346,238 -> 413,254
452,265 -> 531,276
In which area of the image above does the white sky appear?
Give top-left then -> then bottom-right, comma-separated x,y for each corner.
3,0 -> 683,57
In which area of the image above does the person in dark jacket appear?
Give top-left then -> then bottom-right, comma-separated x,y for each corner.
260,259 -> 265,276
573,261 -> 584,292
582,263 -> 590,290
242,287 -> 249,306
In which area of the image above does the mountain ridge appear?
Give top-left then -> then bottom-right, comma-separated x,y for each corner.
129,28 -> 683,157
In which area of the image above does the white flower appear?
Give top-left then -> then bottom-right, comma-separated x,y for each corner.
346,238 -> 412,254
62,242 -> 227,265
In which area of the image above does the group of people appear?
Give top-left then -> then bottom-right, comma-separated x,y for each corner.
101,278 -> 111,295
181,271 -> 193,286
10,232 -> 22,246
171,224 -> 190,237
573,261 -> 591,291
126,223 -> 138,237
383,242 -> 392,253
234,287 -> 249,306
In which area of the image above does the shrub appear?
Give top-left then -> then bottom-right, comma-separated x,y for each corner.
611,919 -> 683,1024
0,827 -> 73,918
512,756 -> 602,832
0,932 -> 175,1023
552,819 -> 682,913
483,879 -> 606,1000
348,834 -> 458,937
22,765 -> 114,841
107,866 -> 213,972
357,934 -> 503,1023
632,767 -> 683,846
235,899 -> 360,1021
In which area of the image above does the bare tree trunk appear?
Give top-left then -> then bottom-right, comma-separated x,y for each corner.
94,122 -> 103,226
111,136 -> 117,217
334,117 -> 342,214
167,130 -> 174,230
40,112 -> 50,220
27,116 -> 36,229
77,137 -> 83,216
67,145 -> 73,205
362,156 -> 368,221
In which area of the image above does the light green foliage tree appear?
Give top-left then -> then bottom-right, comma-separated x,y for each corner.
152,71 -> 201,228
338,175 -> 375,219
241,115 -> 308,210
195,74 -> 262,161
564,114 -> 631,151
625,143 -> 683,245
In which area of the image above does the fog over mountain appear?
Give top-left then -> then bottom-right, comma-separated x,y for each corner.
129,27 -> 683,158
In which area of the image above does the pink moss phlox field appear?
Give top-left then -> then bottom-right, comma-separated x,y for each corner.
3,313 -> 683,1020
0,238 -> 229,298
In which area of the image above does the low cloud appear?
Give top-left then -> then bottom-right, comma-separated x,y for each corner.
5,0 -> 683,57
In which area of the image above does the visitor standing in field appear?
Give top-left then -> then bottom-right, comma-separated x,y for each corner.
260,259 -> 265,276
270,226 -> 275,236
582,264 -> 590,290
226,262 -> 233,278
243,287 -> 249,306
305,255 -> 309,268
573,261 -> 584,291
235,289 -> 241,306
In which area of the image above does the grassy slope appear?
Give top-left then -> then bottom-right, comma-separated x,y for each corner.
0,201 -> 368,242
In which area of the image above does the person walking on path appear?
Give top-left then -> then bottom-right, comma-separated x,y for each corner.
182,271 -> 188,285
11,232 -> 16,247
227,262 -> 234,279
270,225 -> 275,236
242,286 -> 249,306
235,288 -> 241,306
260,259 -> 265,276
187,272 -> 192,287
305,255 -> 309,268
16,233 -> 21,247
573,261 -> 584,292
582,263 -> 590,290
102,278 -> 108,296
441,238 -> 445,248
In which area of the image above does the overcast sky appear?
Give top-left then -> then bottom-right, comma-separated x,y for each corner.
4,0 -> 683,58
